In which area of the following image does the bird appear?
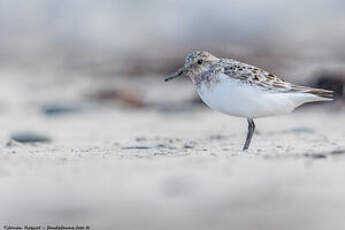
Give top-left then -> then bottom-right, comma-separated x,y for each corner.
164,51 -> 334,151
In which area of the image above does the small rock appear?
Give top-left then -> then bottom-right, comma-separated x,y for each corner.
304,153 -> 327,159
135,137 -> 147,142
121,146 -> 151,150
155,144 -> 176,150
289,127 -> 315,134
10,132 -> 51,143
42,103 -> 84,116
331,150 -> 345,155
183,144 -> 194,149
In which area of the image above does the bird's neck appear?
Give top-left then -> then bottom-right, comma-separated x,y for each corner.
187,65 -> 213,86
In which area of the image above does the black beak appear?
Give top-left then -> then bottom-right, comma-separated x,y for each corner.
164,67 -> 185,82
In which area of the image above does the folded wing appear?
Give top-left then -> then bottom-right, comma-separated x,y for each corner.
222,60 -> 334,101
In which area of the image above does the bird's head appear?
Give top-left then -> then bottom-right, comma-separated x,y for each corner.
164,51 -> 218,83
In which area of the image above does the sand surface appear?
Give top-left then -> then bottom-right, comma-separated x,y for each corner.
1,73 -> 345,230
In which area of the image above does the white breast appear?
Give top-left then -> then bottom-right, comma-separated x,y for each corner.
196,73 -> 318,118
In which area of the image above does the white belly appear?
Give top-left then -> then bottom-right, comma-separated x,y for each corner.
197,74 -> 314,118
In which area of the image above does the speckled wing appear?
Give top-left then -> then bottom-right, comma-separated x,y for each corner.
222,60 -> 334,99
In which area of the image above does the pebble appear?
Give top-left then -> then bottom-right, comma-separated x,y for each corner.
10,132 -> 51,143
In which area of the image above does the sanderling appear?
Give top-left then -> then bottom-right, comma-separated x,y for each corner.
164,51 -> 334,151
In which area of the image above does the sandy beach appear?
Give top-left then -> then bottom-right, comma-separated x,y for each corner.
0,72 -> 345,230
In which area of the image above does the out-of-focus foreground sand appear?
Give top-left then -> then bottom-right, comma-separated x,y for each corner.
0,72 -> 345,230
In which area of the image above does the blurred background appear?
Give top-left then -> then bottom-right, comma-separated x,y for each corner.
1,0 -> 344,118
1,0 -> 345,84
1,0 -> 345,115
1,1 -> 345,229
1,0 -> 345,111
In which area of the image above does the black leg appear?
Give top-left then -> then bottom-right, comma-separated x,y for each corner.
243,118 -> 255,151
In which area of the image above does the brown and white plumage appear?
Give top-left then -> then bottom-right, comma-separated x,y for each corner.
195,53 -> 334,99
165,51 -> 334,150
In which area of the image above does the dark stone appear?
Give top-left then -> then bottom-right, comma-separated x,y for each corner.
183,144 -> 194,149
304,153 -> 327,159
331,150 -> 345,155
135,137 -> 147,142
121,146 -> 151,150
10,132 -> 51,143
156,144 -> 176,150
122,144 -> 176,150
42,103 -> 83,116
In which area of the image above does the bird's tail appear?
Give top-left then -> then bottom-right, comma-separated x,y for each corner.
292,85 -> 335,101
307,88 -> 335,101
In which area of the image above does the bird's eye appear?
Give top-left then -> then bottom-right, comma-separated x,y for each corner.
197,59 -> 203,65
